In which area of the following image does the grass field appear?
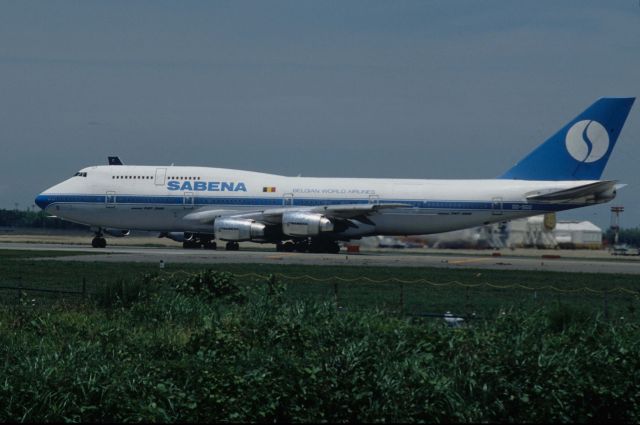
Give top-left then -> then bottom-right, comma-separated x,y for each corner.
2,249 -> 640,421
1,249 -> 638,318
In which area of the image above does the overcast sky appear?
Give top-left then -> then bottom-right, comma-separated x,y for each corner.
1,0 -> 638,229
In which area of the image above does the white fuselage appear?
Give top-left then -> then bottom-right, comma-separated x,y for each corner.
36,165 -> 603,237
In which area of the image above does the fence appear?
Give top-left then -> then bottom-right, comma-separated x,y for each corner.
0,278 -> 87,300
1,271 -> 638,320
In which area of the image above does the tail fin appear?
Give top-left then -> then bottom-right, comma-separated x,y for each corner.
500,97 -> 635,180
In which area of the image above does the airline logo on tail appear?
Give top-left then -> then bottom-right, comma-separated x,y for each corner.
500,97 -> 634,180
565,120 -> 609,163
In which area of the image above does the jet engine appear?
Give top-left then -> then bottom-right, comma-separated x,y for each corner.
104,228 -> 131,237
282,211 -> 334,237
214,218 -> 266,241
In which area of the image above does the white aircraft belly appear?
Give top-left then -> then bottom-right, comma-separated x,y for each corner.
371,209 -> 535,235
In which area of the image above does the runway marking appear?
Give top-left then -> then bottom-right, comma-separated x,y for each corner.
265,254 -> 293,260
3,243 -> 640,274
447,258 -> 494,265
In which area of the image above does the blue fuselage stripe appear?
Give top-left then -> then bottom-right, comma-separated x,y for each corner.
35,194 -> 583,213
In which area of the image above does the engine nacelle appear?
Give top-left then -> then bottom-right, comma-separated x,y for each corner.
214,218 -> 266,241
104,228 -> 130,237
282,211 -> 334,237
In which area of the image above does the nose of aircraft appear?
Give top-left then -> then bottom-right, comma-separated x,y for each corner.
35,193 -> 51,210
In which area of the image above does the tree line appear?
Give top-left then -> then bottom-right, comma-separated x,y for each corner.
0,209 -> 87,230
604,227 -> 640,247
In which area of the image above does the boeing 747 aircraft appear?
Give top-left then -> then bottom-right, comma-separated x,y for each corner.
35,97 -> 634,253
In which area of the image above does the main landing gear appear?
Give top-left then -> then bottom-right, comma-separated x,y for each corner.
186,240 -> 237,250
91,231 -> 107,248
182,235 -> 217,250
225,241 -> 240,251
276,239 -> 340,254
183,240 -> 218,249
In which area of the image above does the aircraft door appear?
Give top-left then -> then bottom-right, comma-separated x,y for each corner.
491,197 -> 503,215
184,192 -> 194,209
283,193 -> 294,207
155,168 -> 167,186
369,195 -> 380,205
106,191 -> 116,208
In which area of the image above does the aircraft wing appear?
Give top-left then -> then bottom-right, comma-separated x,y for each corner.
258,203 -> 410,221
182,203 -> 410,224
525,180 -> 620,202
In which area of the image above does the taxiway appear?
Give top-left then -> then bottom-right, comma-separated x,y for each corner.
1,242 -> 639,275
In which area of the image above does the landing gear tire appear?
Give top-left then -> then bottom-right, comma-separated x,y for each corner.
282,241 -> 295,252
203,241 -> 217,250
328,241 -> 340,254
183,240 -> 201,249
294,240 -> 309,253
225,241 -> 240,251
91,237 -> 106,248
309,239 -> 340,254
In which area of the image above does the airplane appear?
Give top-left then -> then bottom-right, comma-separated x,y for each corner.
35,97 -> 634,253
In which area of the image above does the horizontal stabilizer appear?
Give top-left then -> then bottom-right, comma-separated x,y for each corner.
526,180 -> 618,202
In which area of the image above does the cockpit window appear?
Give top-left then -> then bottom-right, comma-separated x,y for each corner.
73,172 -> 88,177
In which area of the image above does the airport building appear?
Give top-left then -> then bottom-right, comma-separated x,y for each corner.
369,215 -> 604,250
506,216 -> 603,249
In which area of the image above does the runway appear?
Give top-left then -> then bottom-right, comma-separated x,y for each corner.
2,242 -> 640,275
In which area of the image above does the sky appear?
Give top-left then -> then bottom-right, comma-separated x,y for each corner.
1,0 -> 639,229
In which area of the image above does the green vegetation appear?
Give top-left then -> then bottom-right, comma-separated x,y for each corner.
0,209 -> 87,230
1,248 -> 638,317
0,249 -> 96,259
1,270 -> 640,422
1,250 -> 640,421
605,227 -> 640,247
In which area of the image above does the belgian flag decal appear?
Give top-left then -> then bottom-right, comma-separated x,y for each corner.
263,186 -> 277,193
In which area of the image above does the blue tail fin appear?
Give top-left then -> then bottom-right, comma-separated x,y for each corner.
500,97 -> 635,180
